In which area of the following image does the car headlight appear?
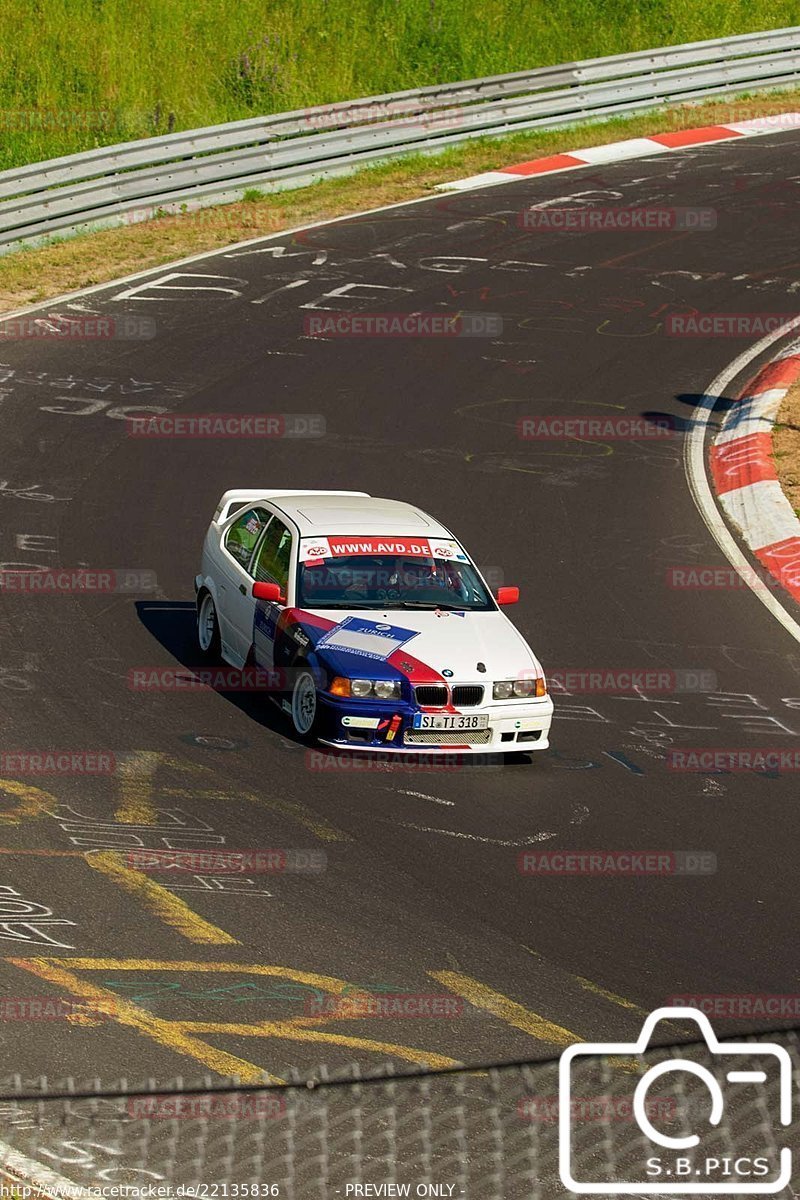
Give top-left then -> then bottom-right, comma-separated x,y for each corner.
373,679 -> 401,700
330,677 -> 401,700
493,678 -> 547,699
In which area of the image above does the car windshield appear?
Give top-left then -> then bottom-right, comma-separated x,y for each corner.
297,552 -> 495,610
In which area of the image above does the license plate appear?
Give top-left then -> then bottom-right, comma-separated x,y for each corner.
412,713 -> 489,731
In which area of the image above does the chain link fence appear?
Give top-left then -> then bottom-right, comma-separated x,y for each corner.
1,1027 -> 798,1199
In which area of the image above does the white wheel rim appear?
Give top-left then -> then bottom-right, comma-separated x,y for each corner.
198,595 -> 216,651
293,673 -> 317,735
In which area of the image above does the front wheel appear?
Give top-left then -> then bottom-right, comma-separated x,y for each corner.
197,591 -> 221,660
290,668 -> 320,741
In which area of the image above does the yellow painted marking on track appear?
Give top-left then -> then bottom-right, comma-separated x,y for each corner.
86,852 -> 239,944
26,957 -> 369,979
571,973 -> 649,1016
9,958 -> 276,1082
178,1020 -> 459,1069
144,762 -> 352,842
430,970 -> 584,1049
239,787 -> 352,843
8,958 -> 458,1078
114,750 -> 164,825
0,779 -> 56,826
522,947 -> 649,1017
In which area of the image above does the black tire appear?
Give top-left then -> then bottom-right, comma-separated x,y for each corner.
196,590 -> 221,661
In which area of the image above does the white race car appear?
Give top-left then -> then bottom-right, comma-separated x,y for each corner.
195,490 -> 553,755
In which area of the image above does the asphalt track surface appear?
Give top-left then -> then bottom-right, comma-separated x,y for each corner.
1,128 -> 800,1182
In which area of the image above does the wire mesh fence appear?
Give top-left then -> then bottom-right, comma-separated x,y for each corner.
1,1025 -> 798,1199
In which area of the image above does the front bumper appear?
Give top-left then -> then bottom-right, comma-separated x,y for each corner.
315,693 -> 554,755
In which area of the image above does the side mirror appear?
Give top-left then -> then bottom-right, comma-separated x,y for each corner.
253,581 -> 285,603
496,586 -> 520,606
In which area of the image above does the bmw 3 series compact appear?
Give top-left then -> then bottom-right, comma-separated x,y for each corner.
195,490 -> 553,756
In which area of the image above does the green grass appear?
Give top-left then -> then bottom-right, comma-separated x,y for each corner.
0,0 -> 799,169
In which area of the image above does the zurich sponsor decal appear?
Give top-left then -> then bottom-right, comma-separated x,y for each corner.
315,616 -> 419,662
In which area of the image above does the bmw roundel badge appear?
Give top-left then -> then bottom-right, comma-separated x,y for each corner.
442,668 -> 454,677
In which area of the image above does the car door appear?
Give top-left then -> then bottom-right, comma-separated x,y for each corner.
217,506 -> 272,663
250,515 -> 293,671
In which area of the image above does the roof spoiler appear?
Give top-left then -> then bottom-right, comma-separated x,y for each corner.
213,489 -> 370,524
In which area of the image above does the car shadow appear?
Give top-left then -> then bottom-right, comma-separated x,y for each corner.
134,599 -> 290,737
640,391 -> 741,434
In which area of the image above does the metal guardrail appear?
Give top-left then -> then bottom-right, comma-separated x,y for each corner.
3,26 -> 800,254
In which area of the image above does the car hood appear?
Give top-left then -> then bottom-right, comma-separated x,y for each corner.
301,607 -> 543,681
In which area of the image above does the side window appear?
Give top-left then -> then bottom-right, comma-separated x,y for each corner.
224,508 -> 271,571
253,517 -> 292,592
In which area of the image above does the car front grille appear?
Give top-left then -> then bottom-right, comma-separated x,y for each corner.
404,729 -> 492,746
414,683 -> 485,707
414,685 -> 449,707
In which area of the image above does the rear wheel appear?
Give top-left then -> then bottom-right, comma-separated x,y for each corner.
197,591 -> 221,660
290,668 -> 320,740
